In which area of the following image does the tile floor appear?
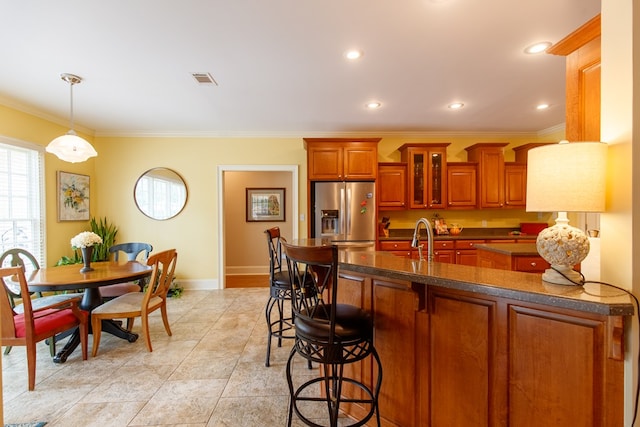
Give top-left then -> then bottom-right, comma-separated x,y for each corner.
1,288 -> 346,427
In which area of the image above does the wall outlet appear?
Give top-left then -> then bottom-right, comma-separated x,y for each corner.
481,220 -> 488,228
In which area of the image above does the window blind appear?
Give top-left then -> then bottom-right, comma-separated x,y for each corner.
0,137 -> 45,267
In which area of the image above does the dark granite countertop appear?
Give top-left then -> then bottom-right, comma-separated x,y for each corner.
291,238 -> 634,316
380,227 -> 537,241
474,243 -> 539,255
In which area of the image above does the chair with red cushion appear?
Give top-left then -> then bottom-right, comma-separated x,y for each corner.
1,248 -> 82,356
0,265 -> 88,390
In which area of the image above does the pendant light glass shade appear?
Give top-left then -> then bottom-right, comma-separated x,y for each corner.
46,130 -> 98,163
46,73 -> 97,163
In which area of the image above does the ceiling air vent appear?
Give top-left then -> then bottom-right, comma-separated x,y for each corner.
191,72 -> 218,85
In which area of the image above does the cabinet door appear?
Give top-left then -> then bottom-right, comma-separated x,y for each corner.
372,278 -> 419,427
508,304 -> 620,426
433,241 -> 455,263
335,272 -> 372,419
377,163 -> 406,209
446,163 -> 477,208
505,163 -> 527,208
427,148 -> 447,209
428,288 -> 503,426
477,148 -> 505,208
400,144 -> 449,209
344,145 -> 377,180
456,250 -> 478,266
307,145 -> 343,180
548,15 -> 601,142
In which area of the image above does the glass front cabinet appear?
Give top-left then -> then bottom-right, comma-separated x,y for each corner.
399,143 -> 450,209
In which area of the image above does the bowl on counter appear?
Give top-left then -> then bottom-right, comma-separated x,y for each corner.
449,223 -> 463,235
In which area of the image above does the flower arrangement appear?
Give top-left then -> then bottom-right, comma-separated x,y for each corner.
70,231 -> 103,249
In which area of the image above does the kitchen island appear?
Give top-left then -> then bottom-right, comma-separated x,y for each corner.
293,239 -> 633,426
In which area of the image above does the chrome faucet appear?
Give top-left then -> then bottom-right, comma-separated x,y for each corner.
411,218 -> 434,262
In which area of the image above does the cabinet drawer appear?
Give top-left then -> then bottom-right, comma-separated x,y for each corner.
433,241 -> 454,250
513,256 -> 549,272
455,239 -> 485,249
380,241 -> 412,251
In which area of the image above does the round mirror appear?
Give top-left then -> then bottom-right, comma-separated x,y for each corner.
134,168 -> 187,220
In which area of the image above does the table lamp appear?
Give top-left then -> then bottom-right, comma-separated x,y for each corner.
526,141 -> 607,285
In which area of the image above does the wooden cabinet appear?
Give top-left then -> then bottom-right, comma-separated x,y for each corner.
377,162 -> 407,209
337,272 -> 420,427
304,138 -> 380,181
378,240 -> 415,258
399,143 -> 450,209
476,244 -> 550,273
337,268 -> 625,426
548,14 -> 601,142
465,143 -> 509,209
446,162 -> 477,209
433,240 -> 454,263
504,163 -> 527,208
428,287 -> 501,425
455,239 -> 485,266
427,286 -> 623,427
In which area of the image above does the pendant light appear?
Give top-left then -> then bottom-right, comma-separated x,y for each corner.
46,73 -> 97,163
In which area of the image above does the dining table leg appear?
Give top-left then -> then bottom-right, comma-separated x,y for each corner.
53,287 -> 140,363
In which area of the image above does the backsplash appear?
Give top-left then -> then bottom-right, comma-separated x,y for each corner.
378,209 -> 553,230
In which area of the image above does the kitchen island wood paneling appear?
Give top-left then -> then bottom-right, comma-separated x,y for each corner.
293,240 -> 632,426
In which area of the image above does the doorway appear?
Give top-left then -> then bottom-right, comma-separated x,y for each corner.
217,165 -> 298,289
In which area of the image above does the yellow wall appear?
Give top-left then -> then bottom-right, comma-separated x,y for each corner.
0,105 -> 97,266
600,1 -> 638,423
1,105 -> 563,284
92,135 -> 307,284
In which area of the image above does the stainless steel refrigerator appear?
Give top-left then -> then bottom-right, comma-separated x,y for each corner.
312,181 -> 376,248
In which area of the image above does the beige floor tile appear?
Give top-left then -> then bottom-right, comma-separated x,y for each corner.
128,379 -> 226,425
1,288 -> 365,426
206,395 -> 289,426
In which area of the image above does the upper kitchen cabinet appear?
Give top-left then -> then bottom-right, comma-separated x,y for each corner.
547,14 -> 601,142
377,162 -> 407,209
465,143 -> 508,209
446,162 -> 477,209
399,143 -> 450,209
304,138 -> 380,181
504,163 -> 527,208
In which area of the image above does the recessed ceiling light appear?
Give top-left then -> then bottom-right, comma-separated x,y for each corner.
536,103 -> 550,110
366,101 -> 381,109
448,102 -> 464,110
345,50 -> 363,60
524,42 -> 552,54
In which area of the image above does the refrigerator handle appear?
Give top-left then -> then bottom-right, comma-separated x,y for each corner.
346,187 -> 351,235
340,187 -> 346,235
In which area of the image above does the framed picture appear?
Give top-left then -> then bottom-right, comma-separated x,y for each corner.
246,188 -> 285,222
57,171 -> 90,221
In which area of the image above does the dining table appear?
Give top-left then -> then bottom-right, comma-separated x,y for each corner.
26,259 -> 153,363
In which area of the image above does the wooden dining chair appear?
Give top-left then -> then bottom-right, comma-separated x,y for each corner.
99,242 -> 153,299
0,248 -> 82,356
91,249 -> 177,356
0,265 -> 89,390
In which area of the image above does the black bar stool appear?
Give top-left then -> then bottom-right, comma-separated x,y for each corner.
282,242 -> 382,427
264,227 -> 295,367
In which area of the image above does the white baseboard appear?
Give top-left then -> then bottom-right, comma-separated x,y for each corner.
178,278 -> 220,290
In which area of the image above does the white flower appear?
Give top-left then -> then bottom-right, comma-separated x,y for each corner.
71,231 -> 103,248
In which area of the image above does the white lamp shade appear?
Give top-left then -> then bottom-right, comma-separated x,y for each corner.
46,132 -> 98,163
526,141 -> 607,212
